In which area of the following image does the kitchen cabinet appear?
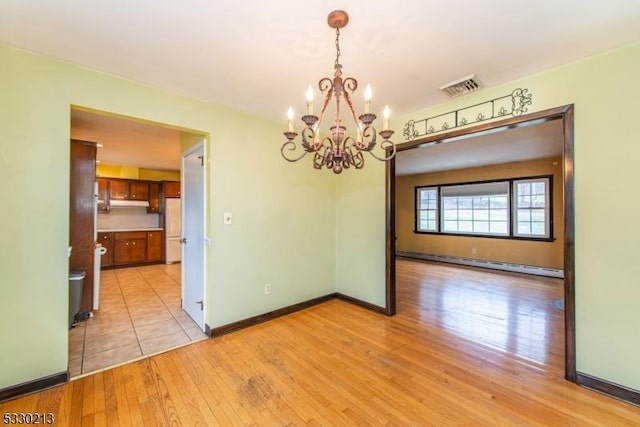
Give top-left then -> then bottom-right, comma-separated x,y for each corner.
147,231 -> 164,261
113,231 -> 147,264
130,181 -> 150,200
98,232 -> 114,267
103,230 -> 164,268
147,181 -> 160,213
109,179 -> 149,201
163,181 -> 181,198
96,178 -> 110,213
109,180 -> 129,200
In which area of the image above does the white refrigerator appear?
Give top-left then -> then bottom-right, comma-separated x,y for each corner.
165,198 -> 182,263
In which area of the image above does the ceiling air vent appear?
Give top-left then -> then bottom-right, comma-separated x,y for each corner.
439,74 -> 483,98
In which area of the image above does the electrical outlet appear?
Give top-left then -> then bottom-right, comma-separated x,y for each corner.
264,283 -> 272,295
471,247 -> 477,255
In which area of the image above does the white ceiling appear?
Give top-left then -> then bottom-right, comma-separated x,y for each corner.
1,1 -> 639,124
2,1 -> 638,172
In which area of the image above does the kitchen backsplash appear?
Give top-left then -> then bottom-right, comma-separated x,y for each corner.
97,208 -> 160,230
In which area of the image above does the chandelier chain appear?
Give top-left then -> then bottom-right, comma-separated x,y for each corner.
334,28 -> 341,68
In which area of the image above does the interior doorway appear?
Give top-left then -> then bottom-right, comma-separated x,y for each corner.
68,107 -> 209,377
385,105 -> 576,381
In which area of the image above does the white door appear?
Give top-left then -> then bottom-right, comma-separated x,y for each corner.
182,142 -> 205,329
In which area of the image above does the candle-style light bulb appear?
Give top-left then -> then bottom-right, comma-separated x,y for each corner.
364,84 -> 372,113
287,106 -> 294,132
383,105 -> 391,130
306,85 -> 314,115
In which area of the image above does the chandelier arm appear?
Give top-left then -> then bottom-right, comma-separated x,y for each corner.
301,127 -> 320,152
322,136 -> 337,167
280,141 -> 310,162
342,145 -> 353,169
366,139 -> 397,161
318,78 -> 334,125
359,124 -> 377,151
321,145 -> 333,168
349,148 -> 365,169
313,151 -> 326,169
341,77 -> 360,129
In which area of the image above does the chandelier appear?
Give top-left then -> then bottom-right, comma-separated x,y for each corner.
281,10 -> 396,174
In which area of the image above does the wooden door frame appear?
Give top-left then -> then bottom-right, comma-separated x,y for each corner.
385,104 -> 576,382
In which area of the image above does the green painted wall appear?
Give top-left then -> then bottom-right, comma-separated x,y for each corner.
335,41 -> 640,391
0,43 -> 335,390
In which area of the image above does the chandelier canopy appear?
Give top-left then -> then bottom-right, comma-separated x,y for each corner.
281,10 -> 396,174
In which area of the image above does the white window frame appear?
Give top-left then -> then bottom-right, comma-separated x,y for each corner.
512,177 -> 551,238
440,182 -> 510,237
416,187 -> 438,232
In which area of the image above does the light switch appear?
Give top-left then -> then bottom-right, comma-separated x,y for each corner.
224,212 -> 232,225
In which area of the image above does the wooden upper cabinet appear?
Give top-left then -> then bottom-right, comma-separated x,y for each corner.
148,181 -> 160,213
108,179 -> 150,201
109,180 -> 130,200
129,181 -> 149,200
96,178 -> 110,213
163,181 -> 181,198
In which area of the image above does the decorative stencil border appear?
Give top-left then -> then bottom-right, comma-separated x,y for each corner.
402,88 -> 533,141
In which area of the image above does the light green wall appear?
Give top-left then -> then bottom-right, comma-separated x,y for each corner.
335,41 -> 640,391
0,43 -> 335,390
335,160 -> 387,306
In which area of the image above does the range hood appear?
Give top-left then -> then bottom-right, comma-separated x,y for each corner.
109,199 -> 150,208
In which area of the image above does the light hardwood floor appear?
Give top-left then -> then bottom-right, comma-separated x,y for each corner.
2,259 -> 639,425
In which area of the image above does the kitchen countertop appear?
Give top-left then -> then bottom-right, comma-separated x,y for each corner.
98,228 -> 164,232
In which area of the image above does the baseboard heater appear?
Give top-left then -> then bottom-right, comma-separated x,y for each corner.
396,251 -> 564,279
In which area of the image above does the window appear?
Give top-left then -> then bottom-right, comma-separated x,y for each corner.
415,176 -> 552,240
441,182 -> 509,236
416,187 -> 437,231
513,178 -> 550,238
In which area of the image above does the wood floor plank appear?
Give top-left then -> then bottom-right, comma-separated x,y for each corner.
2,259 -> 639,425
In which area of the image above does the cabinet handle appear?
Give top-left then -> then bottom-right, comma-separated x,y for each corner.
132,242 -> 136,245
125,242 -> 129,246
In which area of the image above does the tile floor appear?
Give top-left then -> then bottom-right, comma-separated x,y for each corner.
68,263 -> 207,377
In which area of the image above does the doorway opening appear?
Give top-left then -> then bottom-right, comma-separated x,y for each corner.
68,107 -> 208,377
385,105 -> 575,381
